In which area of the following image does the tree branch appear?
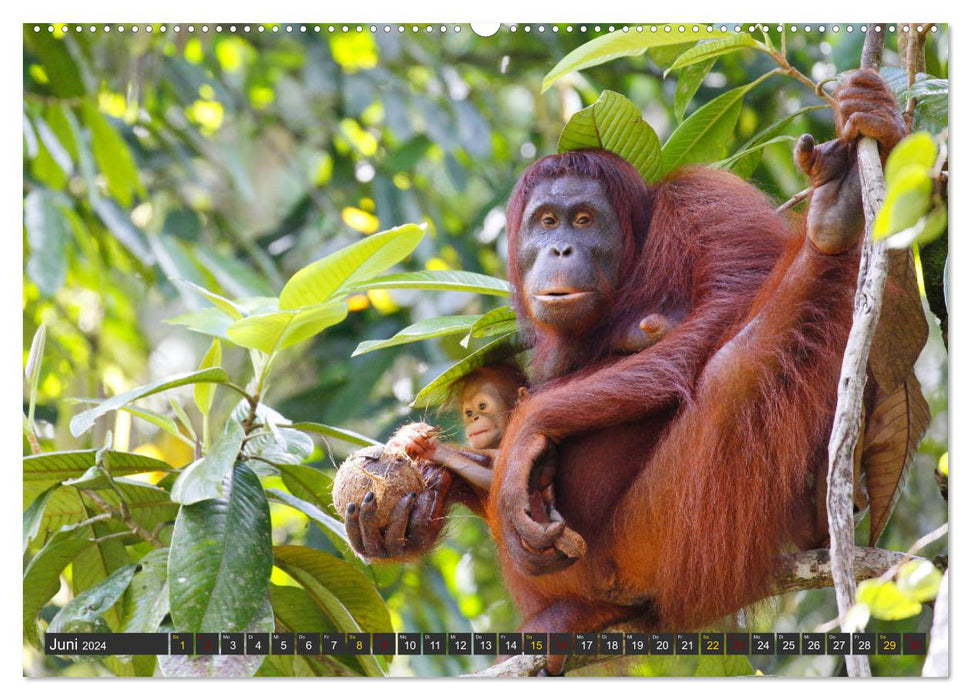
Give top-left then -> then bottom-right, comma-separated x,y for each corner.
824,23 -> 890,680
463,547 -> 919,677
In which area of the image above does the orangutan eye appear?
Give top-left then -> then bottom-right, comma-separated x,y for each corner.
479,402 -> 487,411
541,213 -> 557,228
574,211 -> 592,227
465,410 -> 473,417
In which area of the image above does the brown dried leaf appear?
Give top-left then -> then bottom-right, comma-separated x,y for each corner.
869,248 -> 928,392
862,371 -> 931,545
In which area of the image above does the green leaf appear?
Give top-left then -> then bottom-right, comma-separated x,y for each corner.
48,563 -> 138,634
273,545 -> 391,676
348,269 -> 510,296
279,224 -> 425,309
23,485 -> 58,553
874,165 -> 933,239
267,488 -> 349,546
269,584 -> 365,676
168,464 -> 273,633
278,464 -> 333,509
352,315 -> 478,356
558,90 -> 663,183
412,332 -> 522,408
662,78 -> 766,173
287,422 -> 380,448
226,302 -> 348,355
25,323 -> 47,428
81,100 -> 144,207
91,197 -> 153,263
884,132 -> 938,185
24,190 -> 71,297
24,449 -> 172,506
723,104 -> 826,177
674,58 -> 716,122
542,27 -> 731,92
712,135 -> 796,171
23,527 -> 95,648
901,78 -> 949,133
167,307 -> 236,340
69,368 -> 231,437
121,548 -> 170,634
896,560 -> 943,602
62,465 -> 112,490
194,339 -> 223,418
173,279 -> 244,319
665,34 -> 766,75
856,579 -> 923,620
171,425 -> 245,505
884,204 -> 948,250
70,399 -> 191,446
462,305 -> 518,347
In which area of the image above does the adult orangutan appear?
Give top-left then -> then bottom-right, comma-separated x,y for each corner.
344,70 -> 908,671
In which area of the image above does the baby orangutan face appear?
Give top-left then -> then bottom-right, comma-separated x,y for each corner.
461,383 -> 509,450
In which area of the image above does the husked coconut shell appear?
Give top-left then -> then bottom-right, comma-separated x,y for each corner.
333,445 -> 426,528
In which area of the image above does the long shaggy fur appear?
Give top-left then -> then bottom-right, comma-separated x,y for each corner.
490,150 -> 859,633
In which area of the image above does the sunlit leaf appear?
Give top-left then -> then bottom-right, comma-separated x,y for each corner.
665,34 -> 767,75
412,332 -> 523,408
874,165 -> 933,239
24,191 -> 70,297
352,315 -> 477,356
896,560 -> 943,602
167,307 -> 235,341
82,100 -> 144,207
674,58 -> 716,122
194,339 -> 223,418
287,422 -> 380,448
349,269 -> 510,296
70,368 -> 231,437
173,280 -> 244,320
856,578 -> 923,620
279,224 -> 425,309
227,302 -> 348,355
884,132 -> 938,185
542,27 -> 731,92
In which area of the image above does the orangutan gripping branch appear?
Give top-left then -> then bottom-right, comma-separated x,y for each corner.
344,70 -> 906,674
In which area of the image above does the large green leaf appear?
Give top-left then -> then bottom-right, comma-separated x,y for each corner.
168,464 -> 273,633
279,224 -> 425,309
23,527 -> 95,648
662,76 -> 768,173
412,332 -> 522,408
558,90 -> 662,183
171,424 -> 244,505
121,548 -> 170,634
273,545 -> 390,676
350,269 -> 510,296
857,579 -> 923,621
674,58 -> 717,122
287,422 -> 380,448
82,100 -> 144,207
462,305 -> 518,347
69,368 -> 232,437
24,449 -> 172,506
665,34 -> 767,75
874,165 -> 933,238
226,301 -> 348,355
884,131 -> 938,185
542,27 -> 731,92
901,78 -> 949,133
352,315 -> 478,356
24,190 -> 71,297
48,563 -> 138,634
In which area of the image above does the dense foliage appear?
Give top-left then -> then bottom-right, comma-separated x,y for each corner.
23,23 -> 948,678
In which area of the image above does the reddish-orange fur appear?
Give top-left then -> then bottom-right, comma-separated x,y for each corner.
486,151 -> 859,634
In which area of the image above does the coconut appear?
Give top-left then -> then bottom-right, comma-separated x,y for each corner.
333,444 -> 426,528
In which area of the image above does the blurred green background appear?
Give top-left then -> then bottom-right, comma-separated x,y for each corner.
23,23 -> 948,677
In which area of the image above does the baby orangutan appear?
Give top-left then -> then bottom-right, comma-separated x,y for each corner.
394,312 -> 677,491
391,363 -> 526,491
